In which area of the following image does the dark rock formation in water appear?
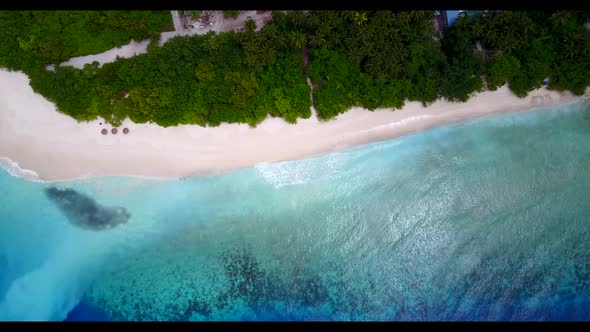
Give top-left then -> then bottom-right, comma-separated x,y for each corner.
44,187 -> 131,231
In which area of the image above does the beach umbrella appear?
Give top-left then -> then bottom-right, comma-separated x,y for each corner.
123,128 -> 130,134
101,129 -> 108,135
111,128 -> 118,135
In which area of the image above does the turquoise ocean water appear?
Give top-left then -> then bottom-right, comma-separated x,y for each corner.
1,103 -> 589,321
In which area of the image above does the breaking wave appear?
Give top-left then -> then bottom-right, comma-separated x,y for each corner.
0,156 -> 41,182
255,153 -> 345,188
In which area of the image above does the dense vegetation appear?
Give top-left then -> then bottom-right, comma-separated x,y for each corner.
0,10 -> 588,127
468,11 -> 590,96
0,11 -> 173,69
224,11 -> 240,19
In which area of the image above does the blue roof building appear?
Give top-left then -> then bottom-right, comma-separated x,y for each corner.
447,10 -> 463,26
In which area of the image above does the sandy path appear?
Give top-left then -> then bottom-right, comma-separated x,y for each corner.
54,11 -> 274,69
171,10 -> 185,33
47,11 -> 181,70
59,40 -> 152,69
1,68 -> 587,182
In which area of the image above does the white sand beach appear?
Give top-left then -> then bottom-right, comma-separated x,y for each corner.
0,68 -> 586,182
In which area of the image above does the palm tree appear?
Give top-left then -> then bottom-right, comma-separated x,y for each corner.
309,13 -> 322,29
373,10 -> 394,28
501,37 -> 518,54
289,10 -> 306,27
365,57 -> 384,77
356,24 -> 374,43
472,22 -> 484,39
317,24 -> 332,40
372,31 -> 387,51
518,13 -> 534,36
384,58 -> 402,79
308,32 -> 327,48
328,30 -> 342,48
455,15 -> 470,30
271,11 -> 286,24
202,36 -> 219,53
259,44 -> 277,66
549,11 -> 570,28
276,33 -> 290,50
562,38 -> 577,59
483,25 -> 499,48
394,12 -> 411,28
245,53 -> 258,67
245,18 -> 257,32
346,45 -> 364,65
326,11 -> 343,27
352,11 -> 368,26
261,24 -> 279,42
290,30 -> 306,49
387,27 -> 401,43
242,38 -> 258,53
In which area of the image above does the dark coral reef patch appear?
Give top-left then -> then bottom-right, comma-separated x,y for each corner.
45,187 -> 130,231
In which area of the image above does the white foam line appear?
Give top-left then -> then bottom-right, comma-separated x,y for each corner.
0,156 -> 42,182
371,114 -> 437,131
0,156 -> 181,184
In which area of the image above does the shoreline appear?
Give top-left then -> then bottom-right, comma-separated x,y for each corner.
0,68 -> 587,183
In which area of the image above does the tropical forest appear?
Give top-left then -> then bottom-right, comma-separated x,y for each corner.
0,10 -> 588,127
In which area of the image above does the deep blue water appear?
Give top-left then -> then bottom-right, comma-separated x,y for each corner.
1,102 -> 590,321
65,301 -> 109,321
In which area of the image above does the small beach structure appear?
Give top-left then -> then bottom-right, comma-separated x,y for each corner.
101,129 -> 108,135
111,128 -> 118,135
201,12 -> 211,25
